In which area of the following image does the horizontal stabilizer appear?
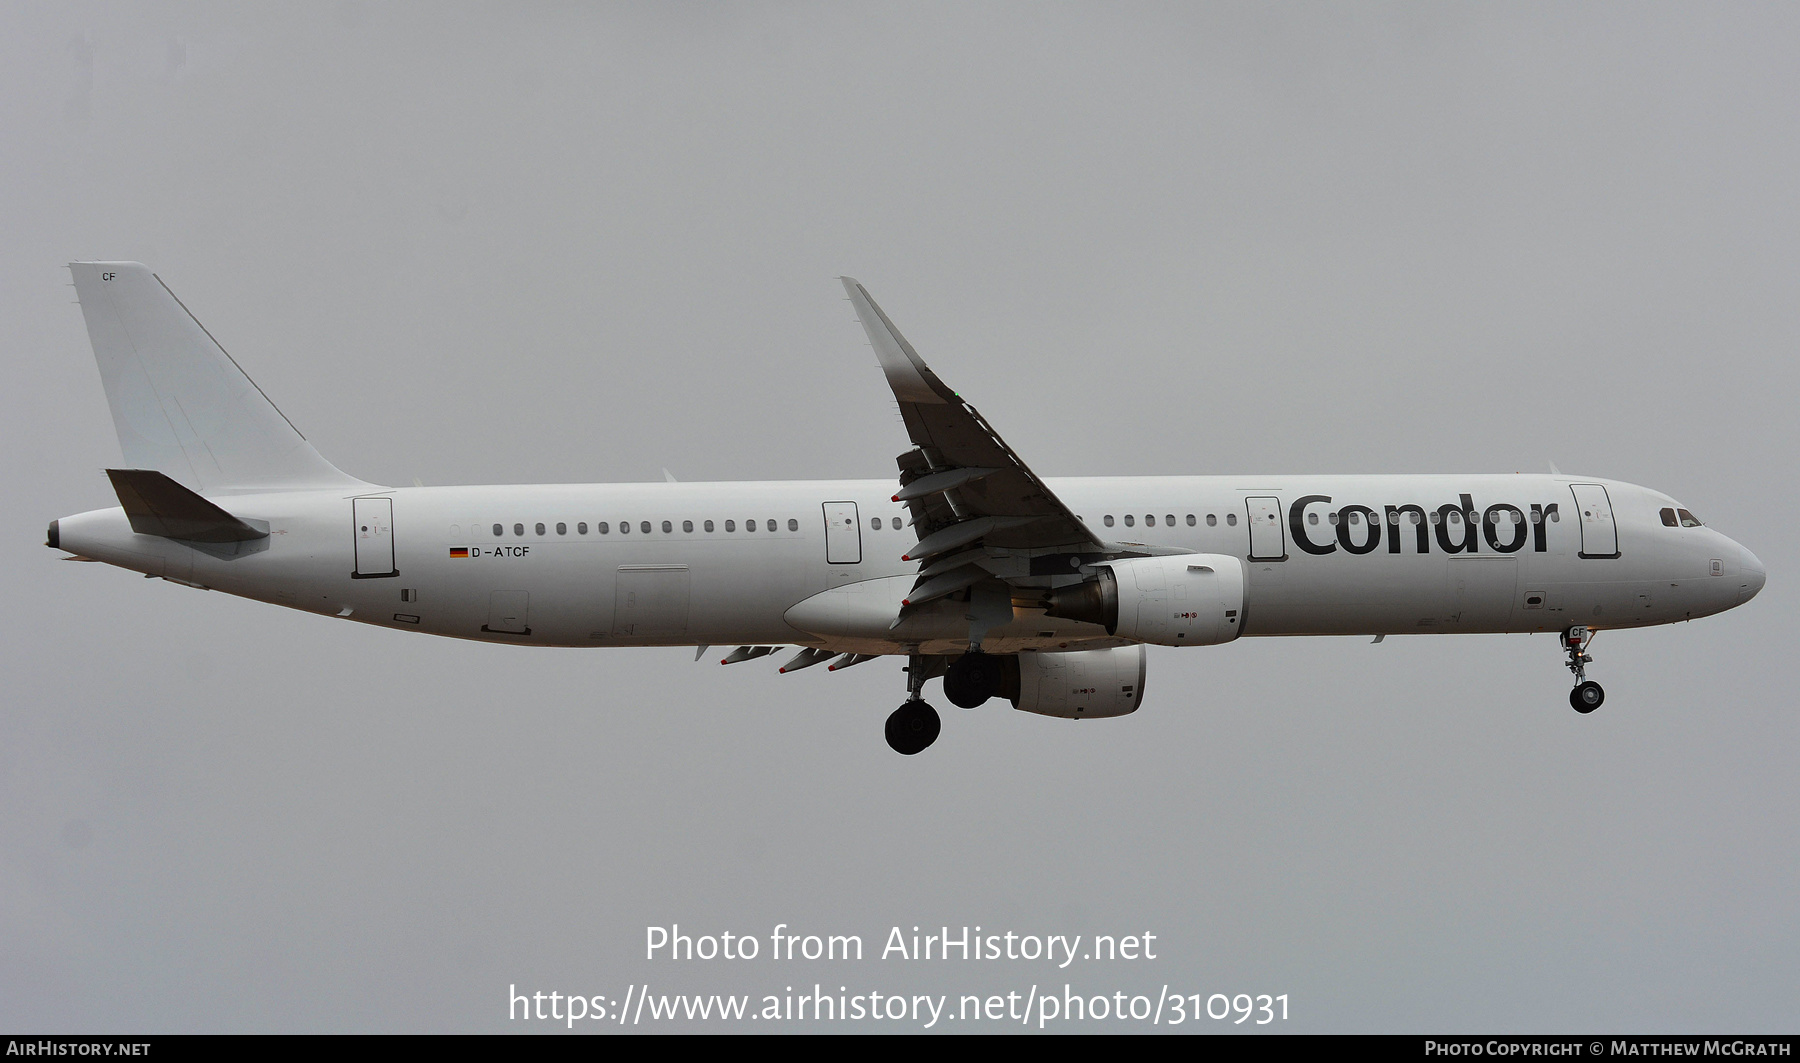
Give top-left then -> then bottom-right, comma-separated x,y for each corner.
106,469 -> 269,542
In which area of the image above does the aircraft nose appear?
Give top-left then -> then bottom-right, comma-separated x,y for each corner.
1739,545 -> 1766,604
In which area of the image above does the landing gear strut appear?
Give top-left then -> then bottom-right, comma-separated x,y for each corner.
885,653 -> 942,755
1561,626 -> 1605,714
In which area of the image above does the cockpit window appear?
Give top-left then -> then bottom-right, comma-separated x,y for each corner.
1677,509 -> 1702,528
1660,508 -> 1679,528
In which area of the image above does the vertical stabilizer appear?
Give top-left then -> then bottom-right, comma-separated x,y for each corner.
69,262 -> 367,494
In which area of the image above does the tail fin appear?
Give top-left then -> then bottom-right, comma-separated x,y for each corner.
69,262 -> 367,494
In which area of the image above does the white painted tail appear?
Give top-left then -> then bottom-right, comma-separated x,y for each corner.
69,262 -> 366,494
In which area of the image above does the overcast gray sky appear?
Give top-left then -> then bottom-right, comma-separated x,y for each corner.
3,2 -> 1796,1033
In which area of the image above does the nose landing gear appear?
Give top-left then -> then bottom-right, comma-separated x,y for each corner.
1561,626 -> 1605,713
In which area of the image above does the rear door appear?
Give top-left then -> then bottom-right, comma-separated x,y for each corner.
483,590 -> 530,635
352,496 -> 397,578
1569,484 -> 1620,559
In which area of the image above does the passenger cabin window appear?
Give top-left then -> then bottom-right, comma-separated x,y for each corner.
1103,515 -> 1115,527
767,519 -> 777,532
1186,514 -> 1196,526
597,522 -> 609,534
787,518 -> 799,532
725,520 -> 736,532
578,522 -> 588,534
659,521 -> 670,533
1123,514 -> 1135,527
704,520 -> 714,532
514,523 -> 525,536
871,517 -> 881,530
556,522 -> 567,535
1226,514 -> 1237,526
1206,514 -> 1217,527
1144,514 -> 1155,527
1678,509 -> 1702,527
1166,514 -> 1176,526
493,523 -> 503,537
619,521 -> 630,534
890,517 -> 901,530
745,519 -> 756,532
683,520 -> 694,533
534,523 -> 545,535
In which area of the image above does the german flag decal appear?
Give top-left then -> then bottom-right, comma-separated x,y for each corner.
449,547 -> 469,558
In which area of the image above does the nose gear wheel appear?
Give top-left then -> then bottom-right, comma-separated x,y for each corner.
1561,627 -> 1605,714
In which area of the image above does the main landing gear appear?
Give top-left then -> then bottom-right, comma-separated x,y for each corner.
942,650 -> 1002,709
885,653 -> 942,755
1561,626 -> 1605,714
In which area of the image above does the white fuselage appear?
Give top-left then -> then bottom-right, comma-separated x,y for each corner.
55,473 -> 1762,656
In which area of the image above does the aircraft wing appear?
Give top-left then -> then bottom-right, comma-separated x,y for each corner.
841,279 -> 1151,614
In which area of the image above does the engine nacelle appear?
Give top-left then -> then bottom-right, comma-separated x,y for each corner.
1043,553 -> 1244,647
1012,644 -> 1146,718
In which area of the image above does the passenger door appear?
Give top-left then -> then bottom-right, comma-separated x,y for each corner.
822,501 -> 862,564
352,496 -> 397,578
1246,496 -> 1285,560
1570,484 -> 1620,559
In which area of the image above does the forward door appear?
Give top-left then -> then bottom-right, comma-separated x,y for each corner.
1570,484 -> 1620,559
1447,557 -> 1518,630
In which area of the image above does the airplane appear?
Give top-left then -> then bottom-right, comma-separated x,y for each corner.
48,263 -> 1766,754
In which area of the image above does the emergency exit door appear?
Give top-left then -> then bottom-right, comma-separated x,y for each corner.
352,496 -> 397,578
1245,497 -> 1286,561
823,501 -> 862,564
